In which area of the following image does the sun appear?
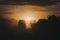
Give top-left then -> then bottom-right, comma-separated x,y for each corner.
26,16 -> 32,21
24,16 -> 34,23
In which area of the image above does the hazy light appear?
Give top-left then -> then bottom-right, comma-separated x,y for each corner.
22,16 -> 34,28
2,5 -> 51,28
25,16 -> 33,22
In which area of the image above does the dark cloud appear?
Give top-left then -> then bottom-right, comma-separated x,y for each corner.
0,0 -> 60,6
45,2 -> 60,16
0,5 -> 12,14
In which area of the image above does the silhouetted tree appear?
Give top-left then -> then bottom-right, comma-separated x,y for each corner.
18,20 -> 26,32
31,15 -> 60,40
32,19 -> 48,40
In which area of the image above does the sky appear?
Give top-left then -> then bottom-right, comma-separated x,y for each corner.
0,0 -> 60,21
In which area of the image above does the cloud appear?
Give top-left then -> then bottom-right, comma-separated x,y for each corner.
0,5 -> 12,14
45,2 -> 60,16
0,0 -> 60,6
0,1 -> 60,19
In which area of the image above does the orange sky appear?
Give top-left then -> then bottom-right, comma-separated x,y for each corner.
0,3 -> 60,28
3,5 -> 52,21
0,3 -> 60,21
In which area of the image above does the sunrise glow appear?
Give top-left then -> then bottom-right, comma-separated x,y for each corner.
22,16 -> 34,28
25,16 -> 33,22
3,5 -> 51,29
